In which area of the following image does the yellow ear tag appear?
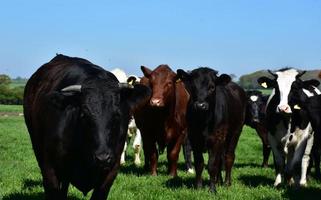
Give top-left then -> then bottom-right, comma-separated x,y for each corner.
294,104 -> 301,110
176,78 -> 181,83
128,80 -> 134,85
261,82 -> 268,88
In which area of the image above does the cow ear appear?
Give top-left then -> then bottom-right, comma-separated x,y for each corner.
303,79 -> 320,88
257,76 -> 274,89
141,66 -> 152,78
176,69 -> 190,81
120,84 -> 151,114
216,74 -> 231,85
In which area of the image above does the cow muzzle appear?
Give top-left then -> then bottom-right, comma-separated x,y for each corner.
150,98 -> 164,107
277,105 -> 292,114
94,152 -> 114,169
194,101 -> 209,111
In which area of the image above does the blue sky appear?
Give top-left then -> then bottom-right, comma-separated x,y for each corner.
1,0 -> 321,78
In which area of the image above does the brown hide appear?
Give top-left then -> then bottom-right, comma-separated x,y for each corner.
135,65 -> 189,176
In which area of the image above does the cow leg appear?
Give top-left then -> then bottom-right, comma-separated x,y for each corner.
143,140 -> 158,176
312,134 -> 321,180
150,143 -> 158,176
208,146 -> 223,193
255,125 -> 271,168
142,129 -> 158,176
183,137 -> 194,173
42,167 -> 68,200
299,134 -> 314,187
224,128 -> 241,186
217,157 -> 223,185
268,133 -> 285,187
262,144 -> 272,168
167,135 -> 184,177
133,130 -> 142,166
120,141 -> 127,165
193,149 -> 204,188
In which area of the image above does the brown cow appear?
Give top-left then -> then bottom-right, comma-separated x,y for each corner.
134,65 -> 189,177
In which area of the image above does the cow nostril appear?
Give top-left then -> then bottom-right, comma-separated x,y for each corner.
278,105 -> 291,113
95,153 -> 113,164
150,98 -> 163,106
289,135 -> 293,142
195,102 -> 208,110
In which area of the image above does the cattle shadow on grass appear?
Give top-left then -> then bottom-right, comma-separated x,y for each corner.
2,179 -> 83,200
3,192 -> 82,200
119,163 -> 146,176
238,174 -> 274,187
283,186 -> 321,200
120,160 -> 174,176
22,179 -> 42,190
234,162 -> 273,169
164,176 -> 196,189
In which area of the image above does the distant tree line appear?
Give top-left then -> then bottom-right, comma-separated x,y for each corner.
0,74 -> 26,105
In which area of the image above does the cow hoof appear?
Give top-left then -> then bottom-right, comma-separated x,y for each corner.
120,160 -> 126,165
288,178 -> 294,186
274,182 -> 282,188
195,182 -> 203,189
209,186 -> 217,193
187,168 -> 195,174
209,181 -> 217,193
274,175 -> 282,187
261,163 -> 269,168
134,160 -> 141,166
299,182 -> 307,187
169,172 -> 177,177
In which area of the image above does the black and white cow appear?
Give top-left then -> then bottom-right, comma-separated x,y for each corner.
245,90 -> 271,167
285,76 -> 321,180
111,68 -> 143,166
257,68 -> 320,187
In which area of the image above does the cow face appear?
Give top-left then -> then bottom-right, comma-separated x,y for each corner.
246,90 -> 266,123
49,80 -> 151,170
257,68 -> 307,114
177,67 -> 231,111
288,78 -> 320,108
287,78 -> 320,132
141,65 -> 176,107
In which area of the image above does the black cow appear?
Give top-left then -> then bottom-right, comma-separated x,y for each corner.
177,67 -> 246,192
23,55 -> 150,200
245,90 -> 271,167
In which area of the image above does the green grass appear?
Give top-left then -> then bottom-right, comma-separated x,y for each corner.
0,105 -> 23,113
1,105 -> 321,199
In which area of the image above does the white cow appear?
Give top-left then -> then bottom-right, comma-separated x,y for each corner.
111,68 -> 142,166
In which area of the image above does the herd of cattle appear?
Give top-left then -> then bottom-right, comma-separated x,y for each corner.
22,54 -> 321,199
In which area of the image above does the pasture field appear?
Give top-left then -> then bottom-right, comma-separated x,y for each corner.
1,105 -> 321,200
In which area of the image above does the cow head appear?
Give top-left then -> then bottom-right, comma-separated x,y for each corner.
246,90 -> 267,124
177,67 -> 231,111
257,68 -> 319,114
127,75 -> 140,86
141,65 -> 176,107
49,79 -> 151,170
